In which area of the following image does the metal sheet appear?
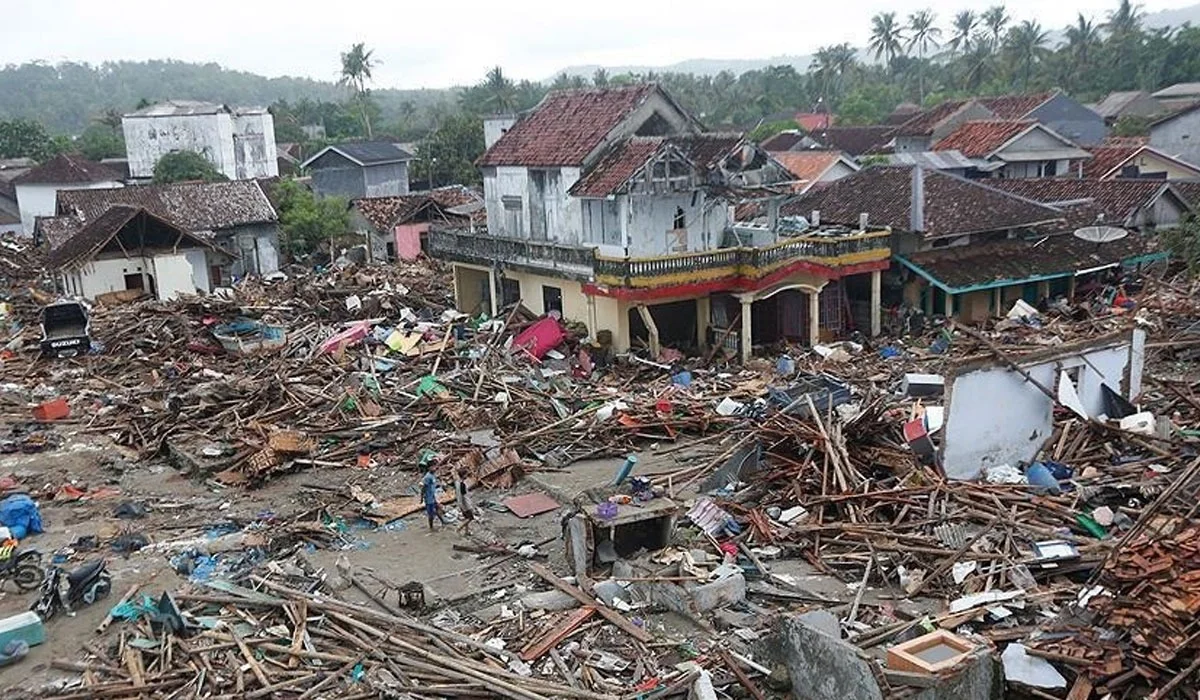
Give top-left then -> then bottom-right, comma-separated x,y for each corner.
503,493 -> 560,518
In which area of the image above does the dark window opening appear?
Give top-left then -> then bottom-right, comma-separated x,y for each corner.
210,266 -> 224,288
124,274 -> 144,291
673,207 -> 686,230
542,285 -> 563,315
635,111 -> 672,137
501,278 -> 521,306
385,241 -> 396,260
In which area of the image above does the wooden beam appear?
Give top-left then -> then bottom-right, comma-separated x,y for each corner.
529,563 -> 650,643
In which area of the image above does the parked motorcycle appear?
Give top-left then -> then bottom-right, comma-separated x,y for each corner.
31,560 -> 111,620
0,539 -> 42,592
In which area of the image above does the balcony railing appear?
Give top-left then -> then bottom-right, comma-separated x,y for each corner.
427,228 -> 892,289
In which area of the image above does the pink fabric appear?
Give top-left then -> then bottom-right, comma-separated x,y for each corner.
394,223 -> 427,261
321,321 -> 372,354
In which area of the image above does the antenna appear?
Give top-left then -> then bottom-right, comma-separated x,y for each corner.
1072,226 -> 1128,244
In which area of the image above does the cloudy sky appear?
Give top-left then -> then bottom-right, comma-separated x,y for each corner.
3,0 -> 1197,88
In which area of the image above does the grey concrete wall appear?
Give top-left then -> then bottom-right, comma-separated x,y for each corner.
364,162 -> 410,197
312,166 -> 367,199
1151,112 -> 1200,168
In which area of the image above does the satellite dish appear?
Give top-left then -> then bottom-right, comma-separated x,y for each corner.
1073,226 -> 1128,244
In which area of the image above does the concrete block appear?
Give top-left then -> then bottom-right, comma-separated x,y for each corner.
779,614 -> 885,700
690,572 -> 746,613
795,609 -> 840,638
519,590 -> 578,612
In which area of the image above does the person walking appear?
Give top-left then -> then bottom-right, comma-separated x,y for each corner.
421,464 -> 446,531
453,469 -> 476,535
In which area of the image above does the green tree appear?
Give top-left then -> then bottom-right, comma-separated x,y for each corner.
1006,20 -> 1051,89
868,13 -> 906,71
592,68 -> 610,87
152,151 -> 227,183
274,178 -> 349,258
1111,114 -> 1152,136
77,123 -> 125,160
1163,215 -> 1200,278
983,6 -> 1010,49
1064,14 -> 1103,91
0,119 -> 57,160
481,67 -> 518,113
906,10 -> 942,103
948,11 -> 978,57
339,43 -> 378,138
411,113 -> 485,188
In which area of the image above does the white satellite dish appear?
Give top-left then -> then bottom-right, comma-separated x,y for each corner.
1073,226 -> 1128,244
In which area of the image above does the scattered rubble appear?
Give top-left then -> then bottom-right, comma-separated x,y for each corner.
1,259 -> 1199,698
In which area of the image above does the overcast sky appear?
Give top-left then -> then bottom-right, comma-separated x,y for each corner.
4,0 -> 1197,89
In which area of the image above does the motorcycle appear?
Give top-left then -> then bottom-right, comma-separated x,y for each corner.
31,560 -> 111,620
0,539 -> 43,592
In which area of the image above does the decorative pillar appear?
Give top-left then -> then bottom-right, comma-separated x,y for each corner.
869,270 -> 882,337
944,291 -> 954,318
740,297 -> 753,363
696,296 -> 711,351
808,289 -> 820,347
992,288 -> 1002,316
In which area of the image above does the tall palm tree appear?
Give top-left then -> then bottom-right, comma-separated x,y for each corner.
906,10 -> 942,103
811,43 -> 857,103
948,11 -> 978,57
983,6 -> 1010,49
1006,20 -> 1050,89
1064,13 -> 1102,88
483,66 -> 518,113
1105,0 -> 1144,38
963,33 -> 997,90
339,43 -> 377,138
868,12 -> 905,71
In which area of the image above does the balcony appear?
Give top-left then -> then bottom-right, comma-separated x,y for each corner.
593,230 -> 892,289
427,228 -> 892,290
427,229 -> 595,280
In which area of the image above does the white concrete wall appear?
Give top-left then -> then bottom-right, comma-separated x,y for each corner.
16,180 -> 123,235
941,331 -> 1145,480
123,112 -> 238,179
232,112 -> 279,179
482,165 -> 584,244
626,192 -> 728,257
73,251 -> 213,300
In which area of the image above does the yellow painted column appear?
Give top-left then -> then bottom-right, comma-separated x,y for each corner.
869,270 -> 881,337
696,296 -> 711,350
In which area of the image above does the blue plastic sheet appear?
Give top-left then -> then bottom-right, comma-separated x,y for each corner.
0,495 -> 43,540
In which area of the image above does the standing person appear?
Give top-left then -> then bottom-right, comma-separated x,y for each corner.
421,464 -> 445,531
453,469 -> 476,536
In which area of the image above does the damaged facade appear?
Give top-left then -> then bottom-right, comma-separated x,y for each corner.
430,84 -> 892,358
121,100 -> 278,181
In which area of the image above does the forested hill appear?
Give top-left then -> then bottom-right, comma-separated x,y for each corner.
0,60 -> 452,134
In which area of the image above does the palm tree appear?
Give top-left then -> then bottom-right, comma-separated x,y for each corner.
1106,0 -> 1144,38
1064,14 -> 1102,89
906,10 -> 942,103
592,68 -> 610,87
811,43 -> 857,103
339,43 -> 377,138
983,6 -> 1010,49
93,107 -> 123,135
948,11 -> 978,57
482,67 -> 518,113
868,12 -> 905,71
1006,20 -> 1050,89
963,33 -> 997,90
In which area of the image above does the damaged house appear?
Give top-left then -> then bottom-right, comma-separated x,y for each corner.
428,84 -> 894,358
48,206 -> 230,302
350,185 -> 484,262
42,180 -> 280,287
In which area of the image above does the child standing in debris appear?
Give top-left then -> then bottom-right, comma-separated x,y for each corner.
453,469 -> 476,535
422,464 -> 446,531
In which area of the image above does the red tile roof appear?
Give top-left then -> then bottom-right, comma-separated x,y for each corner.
12,154 -> 122,185
768,151 -> 846,187
933,120 -> 1035,157
978,92 -> 1056,119
892,100 -> 970,137
477,84 -> 659,167
1082,145 -> 1142,178
811,126 -> 895,155
989,178 -> 1184,225
782,166 -> 1062,238
352,186 -> 484,231
795,113 -> 833,132
568,134 -> 745,198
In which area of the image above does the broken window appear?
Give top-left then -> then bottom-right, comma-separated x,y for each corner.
542,285 -> 563,315
501,278 -> 521,306
635,111 -> 671,136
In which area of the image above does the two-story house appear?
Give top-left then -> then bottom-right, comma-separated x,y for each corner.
428,84 -> 893,360
931,120 -> 1092,178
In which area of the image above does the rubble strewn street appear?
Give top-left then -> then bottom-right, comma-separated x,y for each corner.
2,240 -> 1200,699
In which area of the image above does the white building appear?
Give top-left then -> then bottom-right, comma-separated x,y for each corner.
13,155 -> 123,236
122,101 -> 278,181
50,205 -> 229,301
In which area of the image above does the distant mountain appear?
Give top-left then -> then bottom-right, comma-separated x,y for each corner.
553,54 -> 816,80
552,2 -> 1200,79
